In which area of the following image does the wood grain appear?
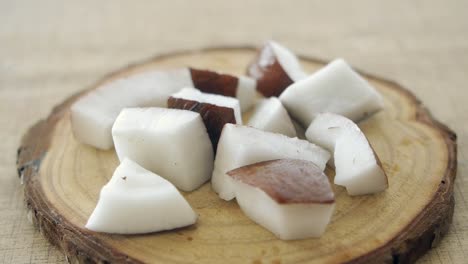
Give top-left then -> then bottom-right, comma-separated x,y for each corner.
16,48 -> 457,263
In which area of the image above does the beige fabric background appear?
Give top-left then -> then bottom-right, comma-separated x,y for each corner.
1,0 -> 467,263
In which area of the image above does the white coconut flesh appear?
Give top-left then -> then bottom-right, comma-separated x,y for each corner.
71,69 -> 194,150
306,113 -> 388,195
112,107 -> 214,192
280,58 -> 384,127
212,124 -> 330,201
235,76 -> 258,111
247,97 -> 296,137
235,185 -> 334,239
269,41 -> 308,81
171,88 -> 243,124
86,158 -> 197,234
228,159 -> 335,240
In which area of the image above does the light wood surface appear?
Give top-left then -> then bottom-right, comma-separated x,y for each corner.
17,48 -> 456,263
1,1 -> 467,263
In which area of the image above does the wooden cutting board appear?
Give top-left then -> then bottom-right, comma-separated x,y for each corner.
16,47 -> 457,264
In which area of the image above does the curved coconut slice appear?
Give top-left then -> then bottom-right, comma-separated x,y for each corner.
71,69 -> 193,150
247,97 -> 296,137
112,108 -> 213,192
168,88 -> 242,150
305,112 -> 388,195
86,158 -> 197,234
229,159 -> 335,240
280,59 -> 384,127
71,68 -> 256,150
247,41 -> 307,97
212,124 -> 330,201
189,68 -> 257,111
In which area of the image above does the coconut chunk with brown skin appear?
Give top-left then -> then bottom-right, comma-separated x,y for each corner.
189,68 -> 257,111
228,159 -> 335,240
168,88 -> 241,150
247,41 -> 307,97
306,112 -> 388,195
212,124 -> 330,201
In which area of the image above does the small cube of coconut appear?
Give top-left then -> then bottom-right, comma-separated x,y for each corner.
212,124 -> 330,200
229,159 -> 335,240
112,107 -> 213,191
280,59 -> 384,127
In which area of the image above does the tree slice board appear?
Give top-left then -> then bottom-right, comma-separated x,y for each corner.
16,47 -> 457,264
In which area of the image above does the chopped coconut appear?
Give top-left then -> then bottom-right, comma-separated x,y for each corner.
247,41 -> 307,97
280,59 -> 384,127
229,159 -> 335,239
189,68 -> 257,111
168,88 -> 241,150
86,158 -> 197,234
112,108 -> 213,191
212,124 -> 330,200
71,69 -> 193,149
306,112 -> 388,195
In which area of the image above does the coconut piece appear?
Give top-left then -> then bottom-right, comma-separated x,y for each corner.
306,112 -> 388,195
71,68 -> 256,150
86,158 -> 197,234
71,69 -> 193,150
170,87 -> 242,124
228,159 -> 335,240
247,41 -> 307,97
168,88 -> 242,150
247,97 -> 296,137
112,108 -> 213,191
280,59 -> 384,127
212,124 -> 330,200
189,68 -> 257,111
